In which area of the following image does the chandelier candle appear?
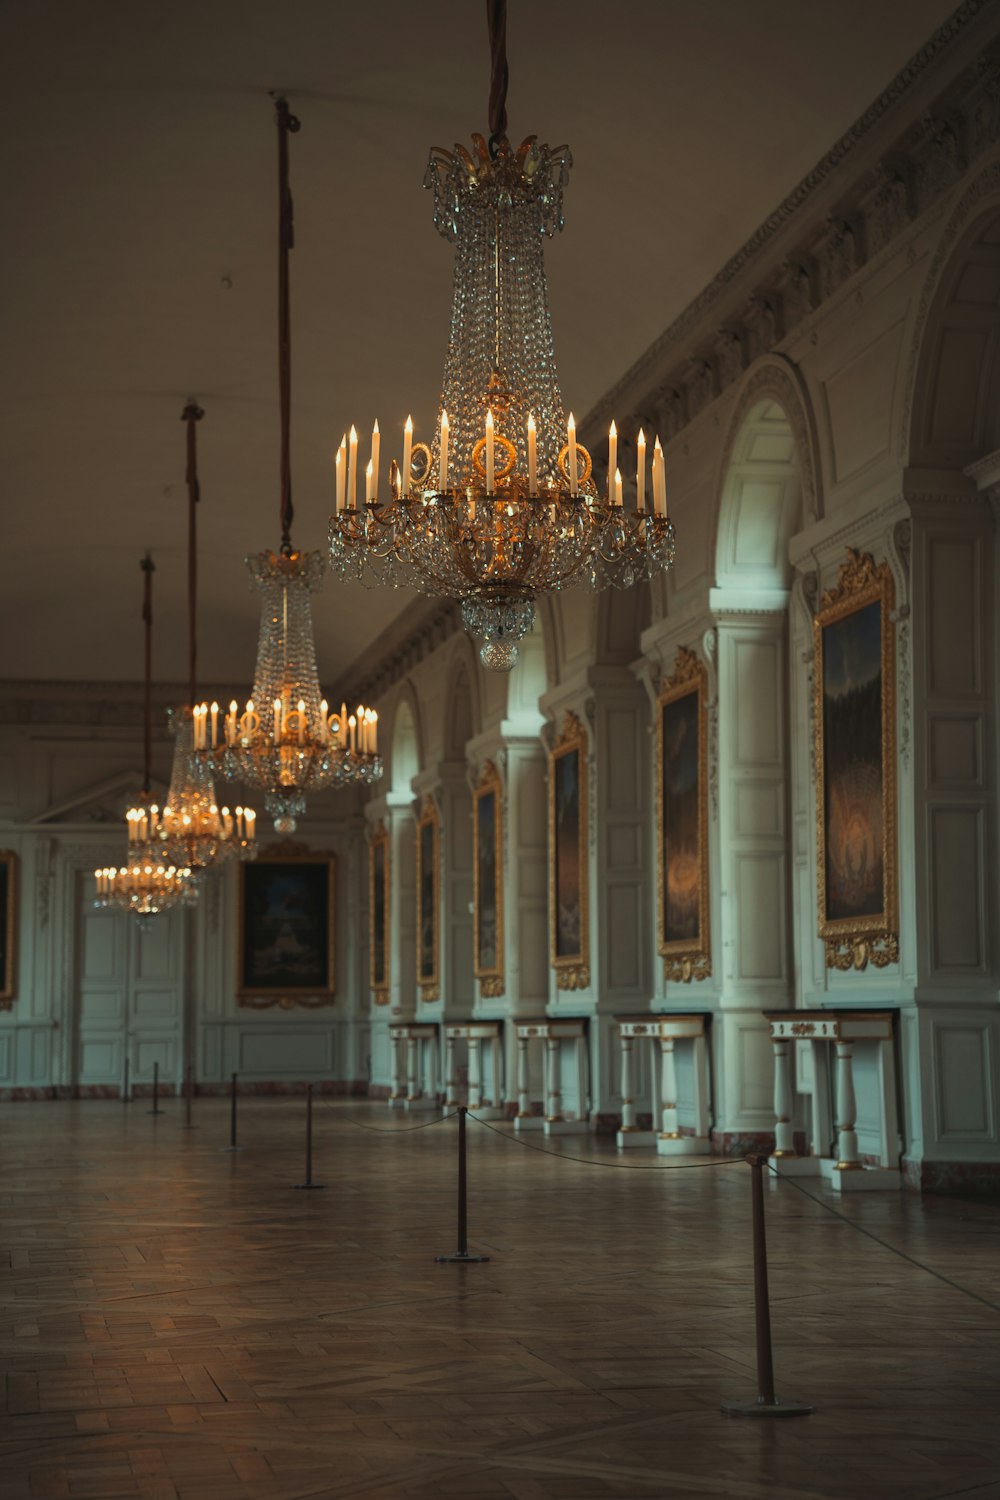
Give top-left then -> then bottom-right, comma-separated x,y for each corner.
328,2 -> 675,669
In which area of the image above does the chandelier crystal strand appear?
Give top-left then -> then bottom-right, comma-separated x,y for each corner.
93,555 -> 196,919
194,98 -> 380,831
328,1 -> 675,671
157,403 -> 258,871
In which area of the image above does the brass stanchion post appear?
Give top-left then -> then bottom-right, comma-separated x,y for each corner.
295,1083 -> 325,1189
721,1153 -> 813,1417
435,1107 -> 489,1263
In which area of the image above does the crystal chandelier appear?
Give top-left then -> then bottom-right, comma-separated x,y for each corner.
195,98 -> 381,833
328,1 -> 675,671
94,556 -> 196,919
157,404 -> 257,871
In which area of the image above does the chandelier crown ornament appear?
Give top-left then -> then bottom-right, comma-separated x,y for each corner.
194,98 -> 380,831
328,0 -> 675,671
156,403 -> 258,872
93,555 -> 197,921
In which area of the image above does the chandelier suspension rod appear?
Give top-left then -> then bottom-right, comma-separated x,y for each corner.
140,553 -> 155,795
487,0 -> 508,148
275,95 -> 301,553
182,403 -> 204,706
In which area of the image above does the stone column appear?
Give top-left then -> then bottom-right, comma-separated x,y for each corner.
834,1040 -> 861,1171
618,1034 -> 638,1133
467,1036 -> 483,1110
544,1036 -> 562,1122
659,1037 -> 679,1140
772,1037 -> 796,1157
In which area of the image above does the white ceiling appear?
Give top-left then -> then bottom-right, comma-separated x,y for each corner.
0,0 -> 960,689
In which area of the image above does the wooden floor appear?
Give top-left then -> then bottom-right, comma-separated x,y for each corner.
1,1099 -> 999,1500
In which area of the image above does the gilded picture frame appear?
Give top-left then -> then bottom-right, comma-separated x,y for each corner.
416,797 -> 440,1002
369,820 -> 390,1003
814,548 -> 898,971
238,840 -> 335,1008
657,647 -> 711,982
549,712 -> 590,990
0,849 -> 18,1009
473,761 -> 504,997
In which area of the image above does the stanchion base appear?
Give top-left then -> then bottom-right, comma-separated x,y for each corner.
181,1124 -> 198,1131
220,1145 -> 245,1153
434,1252 -> 490,1263
147,1109 -> 164,1116
294,1182 -> 326,1190
721,1397 -> 814,1418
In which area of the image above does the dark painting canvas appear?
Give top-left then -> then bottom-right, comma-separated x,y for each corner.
554,748 -> 582,959
661,688 -> 700,945
821,598 -> 884,924
372,841 -> 387,989
241,861 -> 331,994
476,789 -> 498,973
419,818 -> 436,983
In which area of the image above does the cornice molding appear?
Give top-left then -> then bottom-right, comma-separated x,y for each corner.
332,599 -> 462,706
583,4 -> 1000,444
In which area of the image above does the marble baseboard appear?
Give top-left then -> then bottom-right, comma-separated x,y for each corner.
904,1157 -> 1000,1198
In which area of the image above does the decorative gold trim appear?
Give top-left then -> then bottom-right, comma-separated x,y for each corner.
0,849 -> 17,1009
473,761 -> 504,995
472,433 -> 517,484
549,712 -> 590,981
826,932 -> 900,970
409,442 -> 432,487
369,819 -> 390,1000
237,840 -> 335,1005
416,797 -> 441,1002
814,549 -> 898,973
557,442 -> 593,486
556,962 -> 591,991
657,648 -> 711,984
241,993 -> 334,1011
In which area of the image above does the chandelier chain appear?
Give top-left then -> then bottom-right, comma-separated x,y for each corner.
182,402 -> 204,704
275,95 -> 300,552
487,0 -> 509,150
140,553 -> 155,794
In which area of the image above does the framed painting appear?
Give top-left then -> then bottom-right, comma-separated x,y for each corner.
814,548 -> 898,971
369,820 -> 390,1002
657,647 -> 711,982
238,841 -> 335,1008
416,798 -> 440,1002
549,712 -> 590,990
0,850 -> 17,1009
473,761 -> 504,997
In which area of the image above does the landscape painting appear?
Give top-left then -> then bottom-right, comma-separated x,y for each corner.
657,648 -> 710,981
370,823 -> 389,996
814,549 -> 898,969
417,800 -> 439,999
473,762 -> 503,992
549,714 -> 589,985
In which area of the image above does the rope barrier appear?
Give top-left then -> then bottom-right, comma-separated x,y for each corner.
766,1162 -> 1000,1317
467,1112 -> 744,1169
317,1100 -> 461,1134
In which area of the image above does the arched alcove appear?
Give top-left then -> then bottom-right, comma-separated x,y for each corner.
388,691 -> 421,795
715,398 -> 802,596
505,613 -> 548,731
442,639 -> 481,760
711,357 -> 819,599
907,198 -> 1000,467
706,361 -> 821,1145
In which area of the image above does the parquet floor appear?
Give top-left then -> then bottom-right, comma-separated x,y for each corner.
1,1099 -> 999,1500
